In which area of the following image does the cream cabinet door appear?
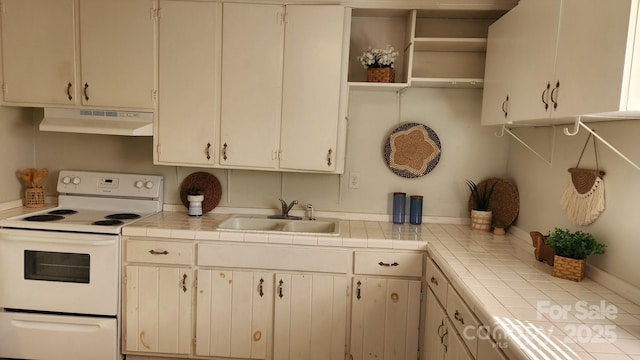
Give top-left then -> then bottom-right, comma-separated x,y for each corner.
155,0 -> 220,166
508,0 -> 561,122
195,269 -> 273,359
553,0 -> 635,117
219,3 -> 283,169
480,5 -> 521,126
124,265 -> 192,355
79,0 -> 155,109
350,277 -> 421,360
445,319 -> 474,360
273,273 -> 348,360
279,5 -> 347,172
424,288 -> 447,360
0,0 -> 77,106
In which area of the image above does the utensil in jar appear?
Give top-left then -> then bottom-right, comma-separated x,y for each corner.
32,168 -> 49,188
20,168 -> 35,188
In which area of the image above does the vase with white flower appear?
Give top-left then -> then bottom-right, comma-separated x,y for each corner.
358,45 -> 399,83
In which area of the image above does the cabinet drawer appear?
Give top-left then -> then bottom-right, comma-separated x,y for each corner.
197,243 -> 350,273
446,286 -> 479,358
426,257 -> 448,305
125,238 -> 193,265
353,251 -> 423,277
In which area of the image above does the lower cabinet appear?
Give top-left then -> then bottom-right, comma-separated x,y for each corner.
273,273 -> 348,360
195,269 -> 273,359
123,237 -> 426,360
124,265 -> 193,355
424,257 -> 508,360
350,276 -> 422,360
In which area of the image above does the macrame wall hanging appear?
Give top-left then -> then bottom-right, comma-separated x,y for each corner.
560,132 -> 606,226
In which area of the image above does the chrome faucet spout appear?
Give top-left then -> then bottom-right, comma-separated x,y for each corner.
278,198 -> 298,217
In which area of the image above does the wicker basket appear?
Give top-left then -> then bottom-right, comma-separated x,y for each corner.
367,67 -> 395,83
25,188 -> 45,208
552,255 -> 585,282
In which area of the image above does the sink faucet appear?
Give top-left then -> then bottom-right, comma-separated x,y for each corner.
279,198 -> 298,217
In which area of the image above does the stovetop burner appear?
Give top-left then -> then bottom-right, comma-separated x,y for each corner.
24,214 -> 65,222
105,213 -> 141,220
93,219 -> 124,226
48,209 -> 78,215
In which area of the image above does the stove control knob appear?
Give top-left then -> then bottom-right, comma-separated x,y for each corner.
134,180 -> 144,189
62,176 -> 71,184
72,177 -> 81,185
144,181 -> 154,189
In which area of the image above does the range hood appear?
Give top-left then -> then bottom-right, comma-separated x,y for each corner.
40,108 -> 154,136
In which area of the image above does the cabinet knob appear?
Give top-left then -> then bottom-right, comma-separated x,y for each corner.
430,276 -> 439,286
541,82 -> 550,111
258,278 -> 264,297
550,81 -> 560,110
277,279 -> 284,298
66,82 -> 73,101
83,82 -> 90,101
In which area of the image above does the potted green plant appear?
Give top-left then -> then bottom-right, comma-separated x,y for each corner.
465,179 -> 496,231
187,187 -> 204,216
546,228 -> 606,281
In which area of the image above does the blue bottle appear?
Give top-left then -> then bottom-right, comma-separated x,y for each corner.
410,195 -> 423,225
392,192 -> 406,224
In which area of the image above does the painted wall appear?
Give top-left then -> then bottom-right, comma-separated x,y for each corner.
31,87 -> 509,219
0,106 -> 35,202
506,120 -> 640,289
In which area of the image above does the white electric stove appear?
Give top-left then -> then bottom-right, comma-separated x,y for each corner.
0,170 -> 163,360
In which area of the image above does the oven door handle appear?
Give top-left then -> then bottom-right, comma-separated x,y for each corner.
11,319 -> 103,332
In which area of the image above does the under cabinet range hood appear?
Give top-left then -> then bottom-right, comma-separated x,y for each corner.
39,108 -> 154,136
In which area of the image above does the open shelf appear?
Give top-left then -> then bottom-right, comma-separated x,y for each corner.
348,8 -> 508,90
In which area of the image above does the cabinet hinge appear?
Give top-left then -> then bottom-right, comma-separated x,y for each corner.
157,144 -> 162,155
1,83 -> 6,96
152,89 -> 158,103
0,1 -> 4,15
151,7 -> 160,21
193,336 -> 197,345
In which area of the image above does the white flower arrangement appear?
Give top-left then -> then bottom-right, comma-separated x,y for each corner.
358,45 -> 399,69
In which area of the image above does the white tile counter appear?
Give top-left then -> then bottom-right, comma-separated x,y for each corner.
122,211 -> 640,360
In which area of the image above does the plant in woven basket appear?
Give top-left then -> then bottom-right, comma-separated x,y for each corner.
465,179 -> 495,211
546,228 -> 606,260
357,45 -> 399,69
187,187 -> 203,196
546,228 -> 605,281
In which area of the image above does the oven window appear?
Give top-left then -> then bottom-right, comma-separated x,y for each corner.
24,250 -> 90,283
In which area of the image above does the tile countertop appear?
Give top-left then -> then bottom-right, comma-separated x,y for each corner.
122,212 -> 430,250
123,211 -> 640,360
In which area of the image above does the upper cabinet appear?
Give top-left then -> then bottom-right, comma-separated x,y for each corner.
219,3 -> 350,173
0,0 -> 156,109
78,0 -> 156,109
1,0 -> 76,106
155,0 -> 220,167
481,0 -> 640,125
348,8 -> 507,90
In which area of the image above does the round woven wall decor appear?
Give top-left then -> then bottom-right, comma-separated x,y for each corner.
384,122 -> 442,178
179,172 -> 222,214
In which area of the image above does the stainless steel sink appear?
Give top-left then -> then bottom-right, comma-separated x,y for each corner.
217,215 -> 339,236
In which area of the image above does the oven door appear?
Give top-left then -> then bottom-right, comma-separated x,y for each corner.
0,228 -> 120,316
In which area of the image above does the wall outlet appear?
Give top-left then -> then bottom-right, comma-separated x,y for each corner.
349,172 -> 360,189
